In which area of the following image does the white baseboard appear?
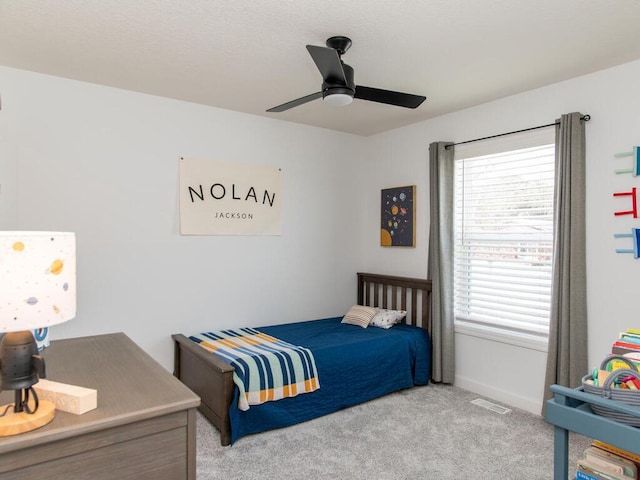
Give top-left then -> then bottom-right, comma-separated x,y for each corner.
454,374 -> 543,416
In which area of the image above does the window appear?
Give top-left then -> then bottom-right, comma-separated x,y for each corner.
453,130 -> 555,346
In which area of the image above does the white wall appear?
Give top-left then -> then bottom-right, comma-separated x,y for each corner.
0,66 -> 366,370
360,59 -> 640,414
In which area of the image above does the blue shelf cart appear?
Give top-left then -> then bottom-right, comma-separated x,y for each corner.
545,384 -> 640,479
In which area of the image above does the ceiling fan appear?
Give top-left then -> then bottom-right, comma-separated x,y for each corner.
266,36 -> 426,113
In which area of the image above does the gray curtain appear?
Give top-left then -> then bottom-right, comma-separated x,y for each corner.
428,141 -> 455,383
542,112 -> 588,413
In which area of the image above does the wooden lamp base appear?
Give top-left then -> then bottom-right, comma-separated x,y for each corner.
0,400 -> 56,436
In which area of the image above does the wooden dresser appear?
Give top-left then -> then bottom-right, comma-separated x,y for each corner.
0,332 -> 200,479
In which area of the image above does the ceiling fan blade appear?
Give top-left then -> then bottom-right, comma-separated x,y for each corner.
306,45 -> 347,84
266,92 -> 323,112
354,86 -> 426,109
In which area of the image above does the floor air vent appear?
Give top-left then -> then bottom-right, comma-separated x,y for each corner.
470,398 -> 512,414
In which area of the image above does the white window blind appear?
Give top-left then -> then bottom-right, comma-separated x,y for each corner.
454,138 -> 555,338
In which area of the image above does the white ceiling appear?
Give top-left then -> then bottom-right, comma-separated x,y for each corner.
1,1 -> 640,136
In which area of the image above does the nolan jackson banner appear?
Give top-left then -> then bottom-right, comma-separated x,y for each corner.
179,157 -> 282,235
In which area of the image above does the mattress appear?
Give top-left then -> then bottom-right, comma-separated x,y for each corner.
221,316 -> 431,443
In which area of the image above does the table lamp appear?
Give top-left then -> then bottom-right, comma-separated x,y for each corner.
0,231 -> 76,436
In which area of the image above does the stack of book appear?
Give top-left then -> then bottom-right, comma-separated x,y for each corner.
576,442 -> 640,480
583,329 -> 640,388
612,329 -> 640,362
609,329 -> 640,374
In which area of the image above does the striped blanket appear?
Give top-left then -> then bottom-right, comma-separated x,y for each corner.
189,328 -> 320,411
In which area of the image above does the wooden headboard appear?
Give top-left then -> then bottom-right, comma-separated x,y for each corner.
357,272 -> 432,330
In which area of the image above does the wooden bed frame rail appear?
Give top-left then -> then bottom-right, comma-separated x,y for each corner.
173,272 -> 432,446
173,333 -> 235,446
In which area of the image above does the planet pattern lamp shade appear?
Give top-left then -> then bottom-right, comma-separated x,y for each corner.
0,232 -> 76,333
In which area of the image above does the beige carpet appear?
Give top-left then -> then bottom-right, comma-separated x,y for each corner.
196,383 -> 591,479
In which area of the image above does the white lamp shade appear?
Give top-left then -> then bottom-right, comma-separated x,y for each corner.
0,232 -> 76,332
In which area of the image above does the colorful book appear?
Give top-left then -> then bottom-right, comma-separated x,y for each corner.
577,471 -> 621,480
613,345 -> 640,356
583,446 -> 638,478
576,460 -> 629,480
612,341 -> 640,353
619,334 -> 640,345
622,352 -> 640,362
577,470 -> 615,480
592,441 -> 640,468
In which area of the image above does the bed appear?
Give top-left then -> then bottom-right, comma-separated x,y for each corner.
172,272 -> 432,445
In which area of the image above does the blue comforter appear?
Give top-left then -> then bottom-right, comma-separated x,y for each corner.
226,317 -> 430,443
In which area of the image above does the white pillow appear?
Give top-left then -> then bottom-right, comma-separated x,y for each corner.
341,305 -> 378,328
370,309 -> 407,329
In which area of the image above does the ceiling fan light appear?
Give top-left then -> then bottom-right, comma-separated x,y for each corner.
323,93 -> 353,107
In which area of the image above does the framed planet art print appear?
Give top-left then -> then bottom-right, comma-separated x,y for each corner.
380,185 -> 416,247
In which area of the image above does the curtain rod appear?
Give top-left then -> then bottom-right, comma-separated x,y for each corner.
445,114 -> 591,149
